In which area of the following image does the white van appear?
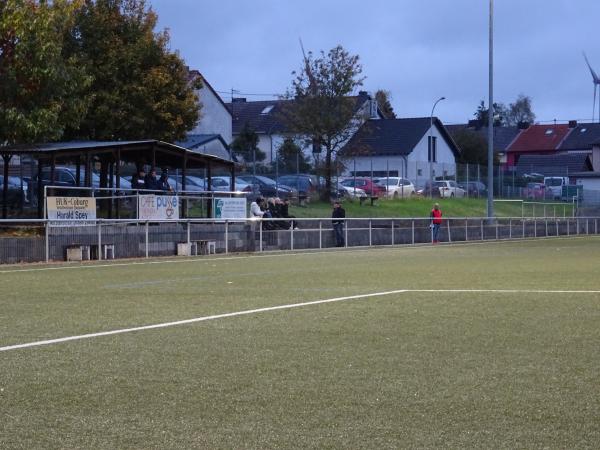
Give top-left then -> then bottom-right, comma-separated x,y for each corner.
543,177 -> 569,199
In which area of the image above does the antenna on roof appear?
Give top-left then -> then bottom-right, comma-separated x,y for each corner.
583,52 -> 600,123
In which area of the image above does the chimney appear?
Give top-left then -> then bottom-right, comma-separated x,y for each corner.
467,119 -> 482,130
568,120 -> 578,128
518,121 -> 530,130
358,90 -> 369,97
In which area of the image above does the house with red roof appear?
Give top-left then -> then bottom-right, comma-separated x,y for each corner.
506,124 -> 571,168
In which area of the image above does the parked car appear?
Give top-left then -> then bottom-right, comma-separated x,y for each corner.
276,174 -> 319,200
168,175 -> 206,192
0,175 -> 27,207
29,167 -> 131,201
417,181 -> 441,197
374,177 -> 415,198
340,178 -> 386,197
237,175 -> 297,199
335,182 -> 367,200
544,177 -> 569,200
210,176 -> 254,195
458,181 -> 487,198
435,180 -> 465,198
523,182 -> 550,200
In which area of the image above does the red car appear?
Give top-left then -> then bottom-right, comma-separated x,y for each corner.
341,178 -> 387,197
523,182 -> 550,200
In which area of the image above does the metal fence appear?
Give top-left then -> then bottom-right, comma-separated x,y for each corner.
1,216 -> 599,265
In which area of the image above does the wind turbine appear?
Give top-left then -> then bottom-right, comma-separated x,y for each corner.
583,52 -> 600,122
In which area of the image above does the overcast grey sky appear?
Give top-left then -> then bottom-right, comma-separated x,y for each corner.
152,0 -> 600,124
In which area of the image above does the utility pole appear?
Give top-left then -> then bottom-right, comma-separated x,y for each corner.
487,0 -> 495,219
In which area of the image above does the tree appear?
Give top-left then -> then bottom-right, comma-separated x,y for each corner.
275,138 -> 311,174
506,94 -> 535,126
453,129 -> 500,166
375,89 -> 396,118
63,0 -> 200,142
281,45 -> 365,200
231,122 -> 265,164
474,100 -> 508,126
0,0 -> 91,145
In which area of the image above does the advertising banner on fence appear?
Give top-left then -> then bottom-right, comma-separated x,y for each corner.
47,197 -> 96,226
213,197 -> 247,219
138,195 -> 179,220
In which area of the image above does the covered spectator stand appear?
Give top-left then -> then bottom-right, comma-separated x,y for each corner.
0,140 -> 236,219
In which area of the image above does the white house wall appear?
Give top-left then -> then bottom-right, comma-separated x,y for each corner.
343,125 -> 457,187
190,87 -> 232,143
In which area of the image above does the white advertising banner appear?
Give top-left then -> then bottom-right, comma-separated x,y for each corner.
47,197 -> 96,226
138,195 -> 179,220
213,197 -> 247,219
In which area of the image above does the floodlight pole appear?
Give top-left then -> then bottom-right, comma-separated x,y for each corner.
487,0 -> 495,218
429,96 -> 445,198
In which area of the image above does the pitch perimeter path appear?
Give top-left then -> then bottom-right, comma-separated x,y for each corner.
1,238 -> 600,448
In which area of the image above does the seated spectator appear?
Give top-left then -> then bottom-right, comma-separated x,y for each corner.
131,169 -> 146,191
158,171 -> 172,192
144,167 -> 158,191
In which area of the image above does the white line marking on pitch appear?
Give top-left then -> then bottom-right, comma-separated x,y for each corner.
1,288 -> 599,353
0,235 -> 597,275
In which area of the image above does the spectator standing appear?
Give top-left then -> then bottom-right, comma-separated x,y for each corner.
331,201 -> 346,247
250,197 -> 265,218
430,202 -> 443,244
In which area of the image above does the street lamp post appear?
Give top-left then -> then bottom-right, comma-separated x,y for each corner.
487,0 -> 495,218
429,96 -> 446,198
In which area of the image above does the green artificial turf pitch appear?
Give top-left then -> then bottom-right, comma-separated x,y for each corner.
1,237 -> 600,449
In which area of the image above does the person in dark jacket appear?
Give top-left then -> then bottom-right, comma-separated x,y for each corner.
131,169 -> 146,191
279,198 -> 297,229
144,168 -> 158,191
158,171 -> 172,192
331,201 -> 346,247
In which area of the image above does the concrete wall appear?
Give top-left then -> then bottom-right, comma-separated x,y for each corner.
1,218 -> 598,264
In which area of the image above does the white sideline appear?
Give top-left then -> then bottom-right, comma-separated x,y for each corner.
1,288 -> 599,353
0,235 -> 597,275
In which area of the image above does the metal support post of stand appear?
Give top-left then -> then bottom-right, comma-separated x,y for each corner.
145,221 -> 149,258
369,220 -> 372,247
45,221 -> 49,263
319,221 -> 322,249
225,220 -> 229,254
391,220 -> 395,245
344,220 -> 348,248
98,221 -> 102,261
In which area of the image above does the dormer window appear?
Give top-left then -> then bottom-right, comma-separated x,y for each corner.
580,128 -> 588,133
260,105 -> 274,115
545,129 -> 553,135
369,99 -> 378,119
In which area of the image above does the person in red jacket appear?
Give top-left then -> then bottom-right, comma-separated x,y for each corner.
430,203 -> 442,243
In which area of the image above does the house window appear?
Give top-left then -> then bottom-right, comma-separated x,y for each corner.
417,169 -> 423,176
428,136 -> 437,162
